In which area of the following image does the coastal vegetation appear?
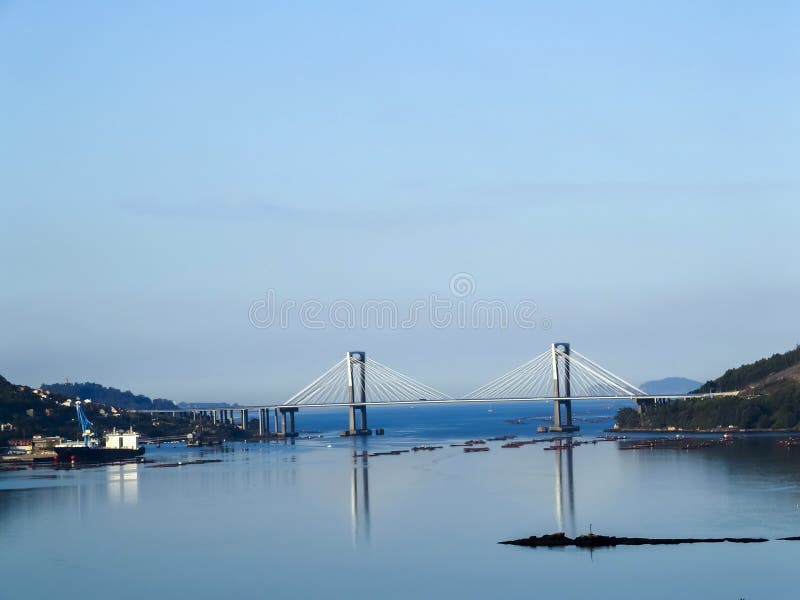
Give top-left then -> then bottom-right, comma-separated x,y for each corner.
616,388 -> 800,430
0,375 -> 227,444
616,346 -> 800,431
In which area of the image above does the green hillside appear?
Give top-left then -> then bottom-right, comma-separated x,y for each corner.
693,346 -> 800,393
42,381 -> 177,410
1,375 -> 195,444
617,345 -> 800,431
616,388 -> 800,430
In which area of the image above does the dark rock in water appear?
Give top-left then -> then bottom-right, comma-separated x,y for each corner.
501,532 -> 574,547
500,532 -> 768,548
778,536 -> 800,541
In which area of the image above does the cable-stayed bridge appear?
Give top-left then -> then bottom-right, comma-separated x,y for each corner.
134,343 -> 737,437
280,344 -> 647,434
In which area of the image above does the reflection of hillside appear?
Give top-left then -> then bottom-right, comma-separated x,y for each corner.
0,489 -> 14,527
686,438 -> 800,482
0,464 -> 142,525
622,437 -> 800,482
0,480 -> 86,528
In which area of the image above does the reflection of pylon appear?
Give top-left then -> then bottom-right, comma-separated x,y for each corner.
351,452 -> 371,546
554,447 -> 576,536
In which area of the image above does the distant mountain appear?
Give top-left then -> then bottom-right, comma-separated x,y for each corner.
640,377 -> 702,395
41,382 -> 177,410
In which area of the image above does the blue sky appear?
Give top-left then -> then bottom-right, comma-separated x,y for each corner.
1,1 -> 799,403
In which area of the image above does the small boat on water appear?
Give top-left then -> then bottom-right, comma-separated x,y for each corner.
54,403 -> 145,463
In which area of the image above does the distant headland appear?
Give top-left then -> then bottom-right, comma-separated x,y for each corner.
616,345 -> 800,431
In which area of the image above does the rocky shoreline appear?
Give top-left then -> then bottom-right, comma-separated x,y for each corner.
500,532 -> 769,548
610,427 -> 800,434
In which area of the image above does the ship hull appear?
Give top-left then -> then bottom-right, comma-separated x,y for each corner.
54,446 -> 145,463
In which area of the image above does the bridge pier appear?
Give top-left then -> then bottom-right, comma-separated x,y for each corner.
551,399 -> 578,433
341,351 -> 372,437
240,409 -> 248,431
549,343 -> 579,433
258,408 -> 270,436
348,404 -> 368,434
275,407 -> 298,438
636,397 -> 670,414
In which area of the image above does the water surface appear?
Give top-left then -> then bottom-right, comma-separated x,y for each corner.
2,401 -> 799,599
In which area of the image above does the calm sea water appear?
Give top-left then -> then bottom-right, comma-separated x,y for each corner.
3,400 -> 800,599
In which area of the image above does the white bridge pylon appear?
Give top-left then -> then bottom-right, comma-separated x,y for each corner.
282,353 -> 452,407
465,345 -> 646,400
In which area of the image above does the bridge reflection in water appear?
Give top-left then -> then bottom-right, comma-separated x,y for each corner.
348,444 -> 576,545
351,451 -> 371,546
554,446 -> 576,536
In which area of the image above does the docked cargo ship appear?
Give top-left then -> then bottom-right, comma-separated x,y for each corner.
54,403 -> 145,463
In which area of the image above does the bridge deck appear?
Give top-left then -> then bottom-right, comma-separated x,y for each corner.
129,392 -> 739,413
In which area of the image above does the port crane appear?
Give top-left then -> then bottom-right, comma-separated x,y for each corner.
76,402 -> 95,447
